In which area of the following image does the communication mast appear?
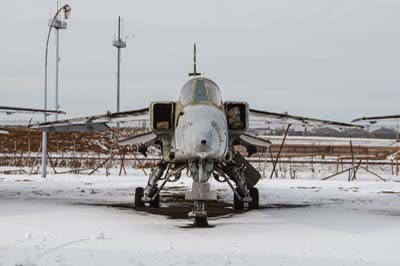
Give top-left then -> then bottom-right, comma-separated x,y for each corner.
112,16 -> 130,127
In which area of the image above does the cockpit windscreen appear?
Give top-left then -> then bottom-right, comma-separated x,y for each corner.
179,78 -> 222,107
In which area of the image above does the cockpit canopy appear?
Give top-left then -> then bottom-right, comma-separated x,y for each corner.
179,78 -> 222,107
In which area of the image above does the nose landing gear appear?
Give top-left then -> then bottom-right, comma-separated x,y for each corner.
189,201 -> 209,227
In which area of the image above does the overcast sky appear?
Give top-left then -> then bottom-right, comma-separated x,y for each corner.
1,0 -> 400,123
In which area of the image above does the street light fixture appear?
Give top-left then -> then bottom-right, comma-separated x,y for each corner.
64,5 -> 71,19
42,4 -> 71,178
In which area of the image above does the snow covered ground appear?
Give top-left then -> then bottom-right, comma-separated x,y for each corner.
0,169 -> 399,266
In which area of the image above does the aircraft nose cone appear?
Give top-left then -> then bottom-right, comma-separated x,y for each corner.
195,135 -> 212,153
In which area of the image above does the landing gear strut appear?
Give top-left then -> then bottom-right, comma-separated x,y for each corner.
233,188 -> 244,210
227,166 -> 258,210
135,162 -> 185,208
135,162 -> 167,208
213,166 -> 260,211
150,193 -> 160,208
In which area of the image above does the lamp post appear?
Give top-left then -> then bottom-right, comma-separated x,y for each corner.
51,4 -> 69,121
42,4 -> 71,178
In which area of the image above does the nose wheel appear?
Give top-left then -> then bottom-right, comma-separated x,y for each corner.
189,201 -> 209,227
194,216 -> 208,227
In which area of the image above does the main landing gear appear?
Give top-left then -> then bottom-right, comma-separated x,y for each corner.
135,162 -> 184,208
218,152 -> 261,211
135,187 -> 161,208
233,187 -> 259,211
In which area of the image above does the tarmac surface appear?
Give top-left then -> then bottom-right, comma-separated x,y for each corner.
79,186 -> 312,221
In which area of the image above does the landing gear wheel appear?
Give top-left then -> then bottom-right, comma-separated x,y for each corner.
249,187 -> 259,209
233,189 -> 244,211
149,193 -> 160,208
194,216 -> 208,227
135,187 -> 145,207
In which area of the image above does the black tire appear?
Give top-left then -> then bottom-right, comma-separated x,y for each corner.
233,189 -> 244,211
194,217 -> 209,227
135,187 -> 145,207
149,193 -> 160,208
249,187 -> 259,209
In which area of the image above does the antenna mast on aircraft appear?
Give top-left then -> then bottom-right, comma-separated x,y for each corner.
189,43 -> 201,77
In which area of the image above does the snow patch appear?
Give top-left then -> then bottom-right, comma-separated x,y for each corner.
13,259 -> 37,266
91,231 -> 106,240
22,233 -> 32,242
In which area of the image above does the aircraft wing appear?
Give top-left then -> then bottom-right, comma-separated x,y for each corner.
0,106 -> 65,115
119,131 -> 157,146
32,107 -> 149,132
239,134 -> 271,148
352,115 -> 400,123
118,131 -> 158,157
250,109 -> 362,129
234,134 -> 271,157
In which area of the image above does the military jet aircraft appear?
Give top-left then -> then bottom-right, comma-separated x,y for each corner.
34,44 -> 361,225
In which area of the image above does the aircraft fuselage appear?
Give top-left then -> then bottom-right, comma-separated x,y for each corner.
174,104 -> 228,161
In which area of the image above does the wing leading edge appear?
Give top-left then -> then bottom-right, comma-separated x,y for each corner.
352,115 -> 400,123
239,134 -> 271,148
32,108 -> 149,132
250,109 -> 362,129
0,106 -> 65,115
119,131 -> 157,146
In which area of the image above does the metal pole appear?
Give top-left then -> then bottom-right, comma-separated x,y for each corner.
41,131 -> 47,179
269,124 -> 291,179
42,5 -> 70,177
112,16 -> 130,128
55,28 -> 60,121
117,47 -> 121,113
349,140 -> 356,181
116,17 -> 121,128
42,47 -> 48,177
396,147 -> 399,176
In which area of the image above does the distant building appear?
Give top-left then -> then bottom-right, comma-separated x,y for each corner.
311,127 -> 342,137
371,127 -> 398,139
341,128 -> 371,138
